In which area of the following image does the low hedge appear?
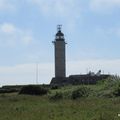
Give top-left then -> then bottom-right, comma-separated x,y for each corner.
0,88 -> 18,93
19,85 -> 48,95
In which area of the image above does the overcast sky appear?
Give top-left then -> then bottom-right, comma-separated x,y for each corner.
0,0 -> 120,86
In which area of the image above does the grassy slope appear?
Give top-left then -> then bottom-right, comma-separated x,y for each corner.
0,85 -> 120,120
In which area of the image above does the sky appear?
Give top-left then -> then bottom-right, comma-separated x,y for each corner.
0,0 -> 120,86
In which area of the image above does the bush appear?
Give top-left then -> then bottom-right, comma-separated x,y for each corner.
113,84 -> 120,96
103,76 -> 120,89
71,86 -> 91,99
51,85 -> 59,90
19,85 -> 48,96
0,88 -> 18,94
97,90 -> 114,98
49,92 -> 63,100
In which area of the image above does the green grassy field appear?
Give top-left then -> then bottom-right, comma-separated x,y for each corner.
0,83 -> 120,120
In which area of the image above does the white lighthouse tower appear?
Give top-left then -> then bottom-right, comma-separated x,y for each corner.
52,25 -> 66,78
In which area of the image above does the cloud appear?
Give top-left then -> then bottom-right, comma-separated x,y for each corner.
0,0 -> 15,11
0,59 -> 120,86
0,23 -> 33,47
67,59 -> 120,75
1,23 -> 16,34
90,0 -> 120,12
29,0 -> 81,18
0,63 -> 53,86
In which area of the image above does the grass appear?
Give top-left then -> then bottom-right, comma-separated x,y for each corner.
0,91 -> 119,120
0,77 -> 120,120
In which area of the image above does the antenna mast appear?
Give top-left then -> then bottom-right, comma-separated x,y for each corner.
36,63 -> 39,84
57,25 -> 62,31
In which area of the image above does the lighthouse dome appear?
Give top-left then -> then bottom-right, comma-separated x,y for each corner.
56,30 -> 64,36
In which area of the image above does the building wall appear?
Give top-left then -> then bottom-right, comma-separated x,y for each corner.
54,41 -> 66,77
50,74 -> 110,86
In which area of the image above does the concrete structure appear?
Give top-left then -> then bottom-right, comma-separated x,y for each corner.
52,25 -> 66,78
51,72 -> 110,86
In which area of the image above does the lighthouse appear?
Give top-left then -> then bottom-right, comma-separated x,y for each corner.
52,25 -> 66,78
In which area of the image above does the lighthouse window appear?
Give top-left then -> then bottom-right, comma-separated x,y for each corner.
61,36 -> 64,39
56,36 -> 64,39
56,36 -> 59,39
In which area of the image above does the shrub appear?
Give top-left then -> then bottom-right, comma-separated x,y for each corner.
71,86 -> 91,99
51,85 -> 59,90
19,85 -> 48,95
97,90 -> 114,98
0,88 -> 18,94
49,92 -> 63,100
104,76 -> 120,89
113,84 -> 120,96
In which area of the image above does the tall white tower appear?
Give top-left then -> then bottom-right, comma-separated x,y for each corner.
53,25 -> 66,78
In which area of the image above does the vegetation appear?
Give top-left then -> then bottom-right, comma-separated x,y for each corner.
0,93 -> 120,120
0,76 -> 120,120
71,86 -> 91,99
49,92 -> 63,100
19,85 -> 48,95
0,88 -> 18,93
